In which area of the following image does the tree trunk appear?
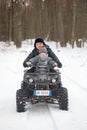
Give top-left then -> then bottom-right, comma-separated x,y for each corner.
71,0 -> 76,48
58,0 -> 66,47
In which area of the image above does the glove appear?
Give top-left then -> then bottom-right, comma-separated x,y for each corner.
54,67 -> 59,71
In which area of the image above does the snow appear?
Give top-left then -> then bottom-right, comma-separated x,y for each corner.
0,41 -> 87,130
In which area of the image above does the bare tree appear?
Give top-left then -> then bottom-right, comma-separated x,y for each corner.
71,0 -> 76,48
0,0 -> 87,47
58,0 -> 66,47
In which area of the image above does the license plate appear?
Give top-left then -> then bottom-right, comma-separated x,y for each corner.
34,90 -> 52,96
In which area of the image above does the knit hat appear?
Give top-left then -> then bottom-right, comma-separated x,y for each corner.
34,38 -> 45,48
39,47 -> 47,54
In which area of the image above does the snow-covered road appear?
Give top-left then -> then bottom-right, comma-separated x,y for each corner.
0,42 -> 87,130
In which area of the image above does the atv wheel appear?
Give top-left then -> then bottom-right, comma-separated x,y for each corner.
16,89 -> 26,112
21,81 -> 27,89
58,87 -> 68,110
21,81 -> 33,98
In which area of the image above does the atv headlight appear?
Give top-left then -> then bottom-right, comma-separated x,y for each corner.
29,78 -> 33,83
52,79 -> 56,83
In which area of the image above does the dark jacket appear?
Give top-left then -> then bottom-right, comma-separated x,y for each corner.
29,54 -> 57,68
23,43 -> 62,68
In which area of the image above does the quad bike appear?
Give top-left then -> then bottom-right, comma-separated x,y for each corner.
16,66 -> 68,112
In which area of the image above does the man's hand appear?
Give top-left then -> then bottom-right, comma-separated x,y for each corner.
26,61 -> 32,67
53,63 -> 58,67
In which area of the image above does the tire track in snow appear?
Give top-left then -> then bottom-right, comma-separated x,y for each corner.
47,104 -> 59,130
26,103 -> 59,130
63,74 -> 87,92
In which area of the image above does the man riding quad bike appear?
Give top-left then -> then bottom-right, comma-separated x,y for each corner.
16,47 -> 68,112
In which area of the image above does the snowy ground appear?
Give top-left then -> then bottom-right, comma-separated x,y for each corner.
0,41 -> 87,130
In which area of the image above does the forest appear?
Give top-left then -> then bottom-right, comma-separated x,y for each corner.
0,0 -> 87,47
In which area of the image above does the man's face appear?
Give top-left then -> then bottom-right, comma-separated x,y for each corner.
36,42 -> 44,49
